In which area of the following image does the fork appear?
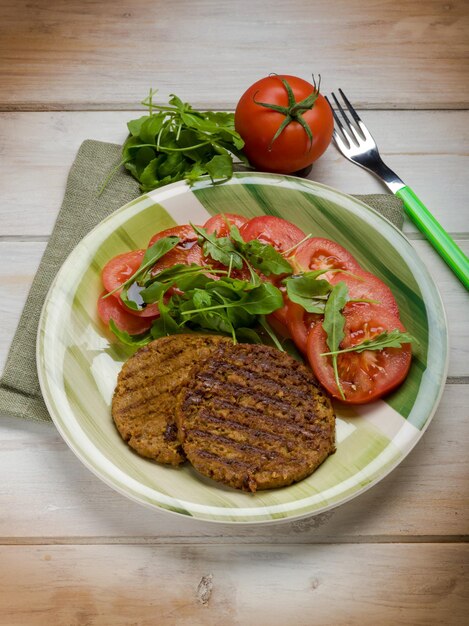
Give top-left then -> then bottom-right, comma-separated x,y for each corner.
325,89 -> 469,290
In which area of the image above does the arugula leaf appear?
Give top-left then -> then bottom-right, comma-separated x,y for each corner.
190,224 -> 244,269
205,154 -> 234,183
229,225 -> 245,246
284,271 -> 332,313
321,329 -> 416,356
240,239 -> 293,276
139,281 -> 167,304
235,327 -> 263,344
229,225 -> 293,277
192,289 -> 212,309
150,299 -> 181,339
240,283 -> 284,314
141,236 -> 179,268
127,115 -> 148,137
108,320 -> 152,347
322,282 -> 349,400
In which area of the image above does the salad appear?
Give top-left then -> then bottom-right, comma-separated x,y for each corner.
97,213 -> 415,405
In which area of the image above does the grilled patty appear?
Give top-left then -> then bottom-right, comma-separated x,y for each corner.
112,334 -> 229,465
176,343 -> 336,491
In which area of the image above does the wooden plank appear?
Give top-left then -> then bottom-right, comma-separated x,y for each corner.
0,110 -> 468,237
0,0 -> 468,110
0,383 -> 467,541
0,544 -> 467,625
1,239 -> 467,377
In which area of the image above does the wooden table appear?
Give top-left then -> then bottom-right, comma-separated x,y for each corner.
1,1 -> 468,623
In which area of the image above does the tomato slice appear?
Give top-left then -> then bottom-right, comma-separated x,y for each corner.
292,237 -> 361,279
102,250 -> 145,296
203,213 -> 248,237
286,301 -> 323,353
240,216 -> 306,253
329,270 -> 399,317
265,313 -> 290,339
97,291 -> 155,335
307,303 -> 412,404
148,225 -> 204,273
101,250 -> 160,317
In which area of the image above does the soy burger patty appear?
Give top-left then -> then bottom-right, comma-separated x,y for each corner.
112,334 -> 230,465
176,343 -> 336,491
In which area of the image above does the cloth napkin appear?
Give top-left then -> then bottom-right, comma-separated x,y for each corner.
0,140 -> 404,423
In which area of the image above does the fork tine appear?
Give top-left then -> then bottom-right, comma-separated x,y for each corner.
325,96 -> 351,148
338,88 -> 362,124
332,128 -> 350,152
337,89 -> 374,143
325,95 -> 343,130
331,92 -> 363,146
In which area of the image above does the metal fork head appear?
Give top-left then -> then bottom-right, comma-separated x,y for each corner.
325,89 -> 404,193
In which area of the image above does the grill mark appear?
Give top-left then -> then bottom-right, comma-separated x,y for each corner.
183,398 -> 325,441
205,355 -> 310,385
195,365 -> 315,403
187,428 -> 281,460
119,354 -> 209,391
207,348 -> 315,384
192,412 -> 294,446
192,449 -> 254,470
116,379 -> 186,411
186,378 -> 325,425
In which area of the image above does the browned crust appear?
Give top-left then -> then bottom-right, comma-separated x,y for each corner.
112,334 -> 230,465
176,343 -> 336,490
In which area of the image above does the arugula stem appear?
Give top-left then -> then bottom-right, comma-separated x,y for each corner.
322,345 -> 368,357
258,316 -> 285,352
237,251 -> 259,284
157,140 -> 212,152
97,157 -> 130,197
282,233 -> 313,256
180,302 -> 242,315
332,355 -> 346,400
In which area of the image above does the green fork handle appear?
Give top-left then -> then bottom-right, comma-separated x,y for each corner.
395,186 -> 469,290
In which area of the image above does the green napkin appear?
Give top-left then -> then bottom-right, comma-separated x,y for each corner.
0,140 -> 404,423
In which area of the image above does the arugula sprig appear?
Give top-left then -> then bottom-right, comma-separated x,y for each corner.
102,90 -> 250,194
190,223 -> 244,269
321,329 -> 416,356
147,276 -> 284,347
322,282 -> 349,400
320,286 -> 417,400
229,225 -> 293,277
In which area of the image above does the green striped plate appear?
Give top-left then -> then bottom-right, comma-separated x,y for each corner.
37,173 -> 448,523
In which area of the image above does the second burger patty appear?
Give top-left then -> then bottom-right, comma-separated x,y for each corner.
176,343 -> 336,492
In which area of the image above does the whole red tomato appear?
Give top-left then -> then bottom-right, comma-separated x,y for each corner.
235,75 -> 334,174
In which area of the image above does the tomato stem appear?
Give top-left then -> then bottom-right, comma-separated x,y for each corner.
252,75 -> 321,150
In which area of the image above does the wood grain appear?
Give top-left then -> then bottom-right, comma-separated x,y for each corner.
0,544 -> 467,625
1,110 -> 468,237
0,383 -> 467,541
0,0 -> 468,111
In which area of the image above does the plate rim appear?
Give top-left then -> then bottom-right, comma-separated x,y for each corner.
36,172 -> 449,524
